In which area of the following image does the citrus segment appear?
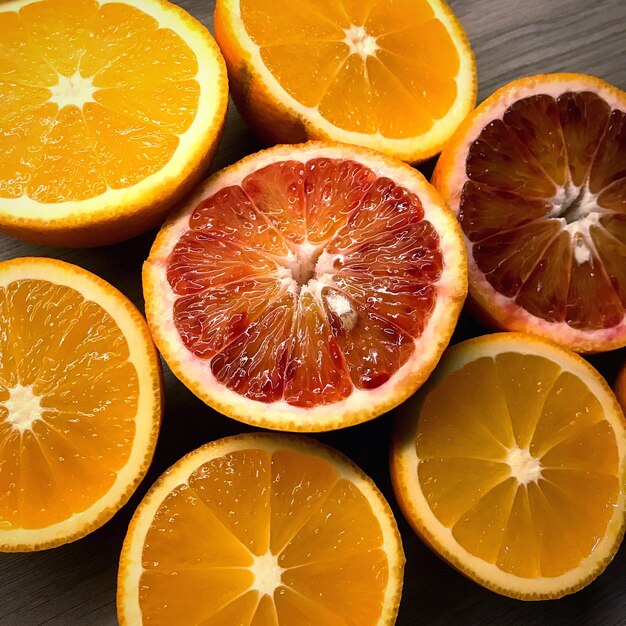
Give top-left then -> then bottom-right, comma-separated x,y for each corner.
326,176 -> 423,253
322,286 -> 415,390
241,160 -> 308,246
167,230 -> 281,294
283,291 -> 352,407
268,448 -> 338,554
392,333 -> 626,599
18,0 -> 98,77
210,292 -> 297,404
214,0 -> 476,162
433,74 -> 626,351
0,12 -> 58,85
83,103 -> 178,190
189,186 -> 290,255
304,158 -> 376,244
0,257 -> 161,551
0,0 -> 227,246
117,434 -> 404,625
557,91 -> 612,187
144,142 -> 466,431
78,3 -> 158,78
590,110 -> 626,192
173,277 -> 284,359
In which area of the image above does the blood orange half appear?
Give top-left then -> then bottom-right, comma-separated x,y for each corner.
433,73 -> 626,353
144,142 -> 466,431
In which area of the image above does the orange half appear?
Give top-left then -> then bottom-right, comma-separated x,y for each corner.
117,433 -> 404,625
0,257 -> 161,551
0,0 -> 227,247
392,332 -> 626,599
214,0 -> 476,163
144,141 -> 467,431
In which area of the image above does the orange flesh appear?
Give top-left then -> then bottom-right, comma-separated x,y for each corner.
0,279 -> 138,528
460,91 -> 626,330
167,157 -> 443,407
416,352 -> 619,578
0,0 -> 199,202
138,448 -> 388,625
239,0 -> 459,138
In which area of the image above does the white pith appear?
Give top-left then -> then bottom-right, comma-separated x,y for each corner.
0,384 -> 43,433
48,71 -> 96,108
0,0 -> 226,221
118,434 -> 404,625
438,75 -> 626,351
144,143 -> 467,431
548,183 -> 611,265
250,551 -> 284,597
343,25 -> 379,58
0,258 -> 160,550
506,445 -> 542,485
393,333 -> 626,597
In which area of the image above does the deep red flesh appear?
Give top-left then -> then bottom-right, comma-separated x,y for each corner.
167,158 -> 443,406
461,91 -> 626,330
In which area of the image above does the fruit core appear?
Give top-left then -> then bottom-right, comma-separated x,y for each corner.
250,551 -> 284,597
506,445 -> 542,484
343,25 -> 379,58
551,184 -> 598,225
0,384 -> 43,433
48,72 -> 97,109
286,242 -> 326,287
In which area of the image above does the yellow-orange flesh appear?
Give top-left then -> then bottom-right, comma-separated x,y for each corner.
0,279 -> 138,528
138,448 -> 390,625
0,0 -> 199,202
239,0 -> 460,138
416,351 -> 620,578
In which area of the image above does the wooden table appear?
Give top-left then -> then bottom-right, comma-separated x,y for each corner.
1,0 -> 625,624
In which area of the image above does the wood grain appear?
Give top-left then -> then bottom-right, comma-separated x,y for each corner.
1,0 -> 625,624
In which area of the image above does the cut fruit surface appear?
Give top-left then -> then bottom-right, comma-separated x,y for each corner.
391,332 -> 626,599
433,73 -> 626,353
616,359 -> 626,415
0,0 -> 227,247
144,142 -> 467,431
117,433 -> 404,625
213,0 -> 476,163
0,257 -> 161,551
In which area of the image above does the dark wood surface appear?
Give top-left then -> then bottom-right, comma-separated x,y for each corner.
1,0 -> 625,624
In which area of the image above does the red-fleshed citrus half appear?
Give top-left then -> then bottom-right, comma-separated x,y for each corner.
433,73 -> 626,353
144,142 -> 467,431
